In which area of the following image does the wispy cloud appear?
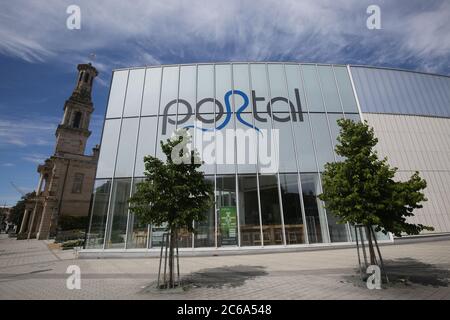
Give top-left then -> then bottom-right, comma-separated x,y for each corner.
0,0 -> 449,74
2,163 -> 15,167
21,153 -> 48,164
0,116 -> 57,147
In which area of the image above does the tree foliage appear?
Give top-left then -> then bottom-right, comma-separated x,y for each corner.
129,129 -> 214,232
319,119 -> 433,237
9,192 -> 35,226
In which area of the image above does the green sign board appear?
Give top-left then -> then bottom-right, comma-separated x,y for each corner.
220,206 -> 237,245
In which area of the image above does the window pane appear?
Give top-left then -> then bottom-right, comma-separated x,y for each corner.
106,70 -> 128,118
156,114 -> 176,160
327,211 -> 349,242
259,174 -> 283,246
159,66 -> 179,116
232,64 -> 251,112
267,64 -> 289,112
309,113 -> 335,171
215,64 -> 235,174
334,66 -> 358,113
126,178 -> 148,249
217,175 -> 237,246
86,179 -> 111,248
255,115 -> 278,174
194,176 -> 215,248
292,113 -> 317,172
178,65 -> 196,115
317,65 -> 342,112
238,175 -> 261,246
141,67 -> 162,116
105,179 -> 131,249
279,174 -> 305,244
115,118 -> 139,177
134,116 -> 157,177
301,65 -> 324,112
327,113 -> 345,162
236,112 -> 257,173
301,173 -> 329,243
285,64 -> 306,116
96,119 -> 121,178
197,64 -> 214,114
273,113 -> 297,172
123,68 -> 145,117
250,64 -> 270,114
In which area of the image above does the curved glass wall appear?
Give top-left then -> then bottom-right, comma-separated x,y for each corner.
87,63 -> 364,249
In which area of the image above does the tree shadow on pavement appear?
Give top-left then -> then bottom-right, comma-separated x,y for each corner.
383,257 -> 450,287
182,265 -> 268,289
343,257 -> 450,288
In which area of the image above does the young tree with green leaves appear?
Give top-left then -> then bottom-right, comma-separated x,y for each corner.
319,119 -> 433,265
128,128 -> 213,288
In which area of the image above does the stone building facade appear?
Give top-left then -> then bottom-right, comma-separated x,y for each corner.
18,63 -> 99,240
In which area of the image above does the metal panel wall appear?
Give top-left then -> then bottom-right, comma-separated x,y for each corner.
364,113 -> 450,233
351,66 -> 450,118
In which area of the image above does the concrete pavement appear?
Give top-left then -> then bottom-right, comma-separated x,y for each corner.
0,234 -> 449,300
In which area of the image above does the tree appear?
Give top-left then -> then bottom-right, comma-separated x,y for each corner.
9,192 -> 35,227
319,119 -> 433,265
128,128 -> 214,288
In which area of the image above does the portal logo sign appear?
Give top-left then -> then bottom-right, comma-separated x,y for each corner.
161,88 -> 304,134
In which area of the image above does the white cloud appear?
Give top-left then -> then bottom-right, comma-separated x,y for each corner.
0,116 -> 57,147
21,153 -> 48,164
0,0 -> 449,73
2,163 -> 15,167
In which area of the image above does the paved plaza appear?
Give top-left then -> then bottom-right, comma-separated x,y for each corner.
0,234 -> 449,300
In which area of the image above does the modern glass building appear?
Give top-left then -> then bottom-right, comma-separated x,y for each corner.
84,62 -> 450,252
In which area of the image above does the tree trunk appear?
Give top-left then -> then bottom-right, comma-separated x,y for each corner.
366,225 -> 377,265
168,228 -> 176,288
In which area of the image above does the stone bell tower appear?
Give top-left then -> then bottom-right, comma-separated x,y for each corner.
55,63 -> 98,155
18,63 -> 100,241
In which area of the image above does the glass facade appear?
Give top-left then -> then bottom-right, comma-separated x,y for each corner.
87,63 -> 379,250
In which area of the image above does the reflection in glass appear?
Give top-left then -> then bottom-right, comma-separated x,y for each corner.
194,176 -> 215,248
327,212 -> 349,243
236,112 -> 257,174
141,67 -> 162,116
300,173 -> 329,243
217,175 -> 237,246
106,70 -> 128,118
126,178 -> 148,248
317,65 -> 342,112
291,113 -> 317,172
123,68 -> 145,117
327,113 -> 345,162
273,113 -> 297,173
105,179 -> 131,248
134,116 -> 158,177
178,65 -> 196,115
309,113 -> 335,171
159,66 -> 179,116
238,175 -> 261,246
96,119 -> 121,178
301,65 -> 324,112
115,118 -> 139,177
334,66 -> 358,113
279,174 -> 305,244
215,64 -> 235,174
86,180 -> 111,248
259,174 -> 283,246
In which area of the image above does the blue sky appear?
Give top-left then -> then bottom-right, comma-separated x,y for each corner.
1,0 -> 450,206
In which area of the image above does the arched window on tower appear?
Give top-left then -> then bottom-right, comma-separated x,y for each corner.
72,111 -> 82,129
